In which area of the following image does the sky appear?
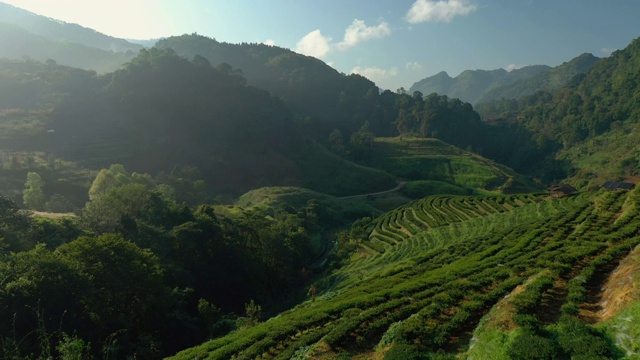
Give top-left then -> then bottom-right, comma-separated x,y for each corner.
3,0 -> 640,91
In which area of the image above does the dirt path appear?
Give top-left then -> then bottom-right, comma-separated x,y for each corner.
339,181 -> 406,199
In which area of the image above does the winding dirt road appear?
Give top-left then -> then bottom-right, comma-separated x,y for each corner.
338,181 -> 406,199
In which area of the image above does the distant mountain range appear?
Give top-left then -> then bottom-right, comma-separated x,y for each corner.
410,65 -> 550,104
409,53 -> 600,104
0,2 -> 141,52
0,2 -> 140,72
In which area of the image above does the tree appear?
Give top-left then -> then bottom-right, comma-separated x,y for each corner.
396,108 -> 409,137
350,121 -> 375,160
56,234 -> 173,357
88,164 -> 130,201
328,129 -> 345,153
23,172 -> 45,210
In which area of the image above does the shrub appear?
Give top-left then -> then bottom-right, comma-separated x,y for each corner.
507,331 -> 558,360
384,344 -> 425,360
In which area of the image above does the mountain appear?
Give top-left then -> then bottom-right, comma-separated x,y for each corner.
0,49 -> 400,199
0,2 -> 141,53
154,34 -> 381,134
409,65 -> 550,104
0,23 -> 136,73
0,2 -> 140,72
477,53 -> 601,104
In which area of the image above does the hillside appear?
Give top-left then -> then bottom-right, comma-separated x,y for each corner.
475,36 -> 640,188
0,23 -> 136,73
361,137 -> 538,196
0,2 -> 141,53
409,65 -> 550,104
171,188 -> 640,359
0,50 -> 402,199
476,53 -> 600,104
154,34 -> 375,132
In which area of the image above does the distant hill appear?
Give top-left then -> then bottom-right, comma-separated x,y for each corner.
0,2 -> 140,72
477,53 -> 600,103
361,137 -> 538,195
0,50 -> 397,198
409,65 -> 550,104
0,2 -> 141,53
475,36 -> 640,187
155,34 -> 381,134
0,23 -> 136,73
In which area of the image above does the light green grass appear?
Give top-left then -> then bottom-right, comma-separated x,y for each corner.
363,137 -> 538,193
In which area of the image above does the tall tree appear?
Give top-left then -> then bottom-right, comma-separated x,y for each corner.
23,172 -> 45,210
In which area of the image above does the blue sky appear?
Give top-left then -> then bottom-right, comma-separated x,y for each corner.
4,0 -> 640,90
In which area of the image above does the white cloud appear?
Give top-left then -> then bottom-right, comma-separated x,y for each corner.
504,63 -> 526,72
405,61 -> 423,71
338,19 -> 391,50
406,0 -> 477,23
263,39 -> 276,46
351,66 -> 398,84
600,47 -> 617,56
295,30 -> 331,58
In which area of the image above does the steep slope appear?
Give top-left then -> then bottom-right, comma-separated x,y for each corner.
0,2 -> 141,52
409,65 -> 550,104
361,137 -> 537,195
477,53 -> 600,104
170,188 -> 640,359
0,23 -> 136,73
154,34 -> 384,135
475,36 -> 640,188
0,50 -> 397,198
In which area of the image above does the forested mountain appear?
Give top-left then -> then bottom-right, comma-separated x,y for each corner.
0,49 -> 401,198
409,65 -> 550,104
0,23 -> 136,73
2,4 -> 640,359
155,34 -> 383,134
476,36 -> 640,187
476,53 -> 600,104
0,2 -> 141,52
0,2 -> 138,72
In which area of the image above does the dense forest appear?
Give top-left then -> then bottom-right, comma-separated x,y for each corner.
1,4 -> 640,359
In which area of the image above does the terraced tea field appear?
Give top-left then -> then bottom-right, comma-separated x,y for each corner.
170,188 -> 640,359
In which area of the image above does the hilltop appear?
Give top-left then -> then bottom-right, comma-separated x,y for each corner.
476,53 -> 600,104
409,53 -> 599,106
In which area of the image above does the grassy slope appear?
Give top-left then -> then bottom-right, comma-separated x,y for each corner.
289,140 -> 398,197
236,186 -> 382,224
362,137 -> 538,196
598,244 -> 640,358
170,187 -> 640,359
558,122 -> 640,188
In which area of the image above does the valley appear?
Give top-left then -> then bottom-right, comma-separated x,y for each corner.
0,2 -> 639,359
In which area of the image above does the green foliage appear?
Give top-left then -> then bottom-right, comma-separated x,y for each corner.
506,331 -> 558,360
22,171 -> 45,210
400,180 -> 469,199
56,333 -> 91,360
350,121 -> 375,160
87,164 -> 130,201
383,343 -> 425,360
